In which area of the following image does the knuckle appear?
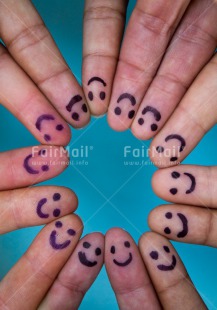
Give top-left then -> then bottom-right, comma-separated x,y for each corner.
84,6 -> 125,22
156,73 -> 188,94
7,23 -> 50,54
56,276 -> 85,298
83,51 -> 118,62
134,7 -> 174,37
204,211 -> 214,246
176,23 -> 217,47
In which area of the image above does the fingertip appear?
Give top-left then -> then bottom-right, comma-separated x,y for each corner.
139,231 -> 159,252
107,112 -> 129,132
151,169 -> 163,195
71,111 -> 91,129
81,232 -> 105,249
90,105 -> 108,117
89,231 -> 105,241
84,88 -> 108,116
62,187 -> 79,212
148,208 -> 158,229
149,142 -> 175,168
75,232 -> 105,268
148,206 -> 168,233
41,123 -> 71,147
105,227 -> 129,240
71,214 -> 84,235
131,121 -> 156,141
64,92 -> 91,129
35,186 -> 78,223
53,213 -> 82,230
52,123 -> 71,146
46,146 -> 70,173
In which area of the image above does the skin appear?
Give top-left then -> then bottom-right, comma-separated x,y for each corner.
149,53 -> 217,167
84,0 -> 217,137
139,232 -> 206,310
83,0 -> 128,116
0,141 -> 83,308
149,165 -> 217,247
0,214 -> 83,310
1,1 -> 217,308
0,144 -> 104,309
105,228 -> 161,310
0,0 -> 90,147
105,229 -> 206,309
0,186 -> 78,234
0,146 -> 69,190
39,233 -> 104,310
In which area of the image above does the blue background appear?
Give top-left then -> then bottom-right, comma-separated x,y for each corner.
0,0 -> 217,309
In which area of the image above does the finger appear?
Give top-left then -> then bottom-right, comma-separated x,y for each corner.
0,145 -> 68,190
149,205 -> 217,247
0,0 -> 90,128
132,0 -> 217,139
40,232 -> 104,310
0,44 -> 71,145
83,0 -> 128,115
0,214 -> 83,310
105,228 -> 161,310
108,0 -> 191,131
149,53 -> 217,167
0,186 -> 77,234
152,165 -> 217,207
139,232 -> 206,309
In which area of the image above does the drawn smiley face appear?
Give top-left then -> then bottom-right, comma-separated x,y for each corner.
24,149 -> 50,175
110,241 -> 133,267
35,114 -> 64,142
156,134 -> 186,162
66,95 -> 88,121
164,212 -> 188,238
49,221 -> 76,250
114,93 -> 136,119
150,245 -> 177,271
138,106 -> 161,132
87,77 -> 107,102
78,241 -> 102,267
170,171 -> 196,195
36,193 -> 62,219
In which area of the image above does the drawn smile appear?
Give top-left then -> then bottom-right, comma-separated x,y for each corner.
113,252 -> 133,267
164,212 -> 189,239
78,251 -> 98,267
177,213 -> 188,238
184,173 -> 196,194
157,255 -> 177,271
50,230 -> 71,250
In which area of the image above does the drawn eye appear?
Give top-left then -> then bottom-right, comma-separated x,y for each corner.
111,246 -> 115,254
83,242 -> 91,249
88,91 -> 94,101
95,248 -> 102,256
163,246 -> 170,253
100,91 -> 106,100
124,241 -> 130,248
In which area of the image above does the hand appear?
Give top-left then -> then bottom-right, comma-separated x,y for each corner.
39,232 -> 104,310
0,145 -> 104,309
149,163 -> 217,247
0,0 -> 90,146
82,0 -> 217,139
149,52 -> 217,167
105,228 -> 206,309
0,142 -> 80,308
